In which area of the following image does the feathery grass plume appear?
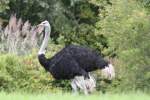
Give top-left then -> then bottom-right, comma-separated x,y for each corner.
0,15 -> 40,55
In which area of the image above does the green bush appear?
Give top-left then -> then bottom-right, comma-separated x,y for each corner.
95,0 -> 150,93
0,44 -> 70,93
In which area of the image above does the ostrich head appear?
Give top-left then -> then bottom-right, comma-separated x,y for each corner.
38,20 -> 50,27
37,20 -> 51,55
102,62 -> 115,80
36,20 -> 51,33
37,20 -> 51,34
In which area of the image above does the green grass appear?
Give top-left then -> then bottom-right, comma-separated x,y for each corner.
0,92 -> 149,100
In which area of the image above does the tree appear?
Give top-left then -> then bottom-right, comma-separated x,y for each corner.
95,0 -> 150,92
0,0 -> 9,13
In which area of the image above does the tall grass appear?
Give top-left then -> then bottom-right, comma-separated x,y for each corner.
0,15 -> 41,55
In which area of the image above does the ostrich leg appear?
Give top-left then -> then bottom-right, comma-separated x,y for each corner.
71,74 -> 96,95
71,79 -> 78,94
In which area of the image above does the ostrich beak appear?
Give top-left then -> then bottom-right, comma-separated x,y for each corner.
36,24 -> 44,35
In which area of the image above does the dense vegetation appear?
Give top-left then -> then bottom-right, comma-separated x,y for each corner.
0,0 -> 150,94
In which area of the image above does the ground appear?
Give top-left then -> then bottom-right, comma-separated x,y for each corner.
0,92 -> 149,100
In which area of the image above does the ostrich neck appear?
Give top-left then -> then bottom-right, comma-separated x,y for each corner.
38,26 -> 51,55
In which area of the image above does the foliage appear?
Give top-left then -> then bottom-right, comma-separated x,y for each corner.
0,44 -> 71,93
0,0 -> 9,13
95,0 -> 150,92
0,0 -> 106,51
138,0 -> 150,9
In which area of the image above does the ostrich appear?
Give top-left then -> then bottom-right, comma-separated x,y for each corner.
37,20 -> 115,94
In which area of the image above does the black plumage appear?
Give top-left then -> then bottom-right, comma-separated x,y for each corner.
38,45 -> 109,80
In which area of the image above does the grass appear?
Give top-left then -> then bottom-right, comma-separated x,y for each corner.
0,92 -> 149,100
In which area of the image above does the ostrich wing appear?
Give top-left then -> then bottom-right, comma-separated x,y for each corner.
47,51 -> 89,80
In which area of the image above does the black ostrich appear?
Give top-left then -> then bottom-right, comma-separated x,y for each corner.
37,21 -> 115,94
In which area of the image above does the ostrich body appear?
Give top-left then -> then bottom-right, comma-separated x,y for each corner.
37,21 -> 115,94
38,45 -> 109,79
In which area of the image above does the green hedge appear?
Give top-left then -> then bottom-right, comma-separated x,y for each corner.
0,44 -> 72,93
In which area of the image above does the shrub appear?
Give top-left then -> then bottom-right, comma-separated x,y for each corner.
0,44 -> 67,93
95,0 -> 150,93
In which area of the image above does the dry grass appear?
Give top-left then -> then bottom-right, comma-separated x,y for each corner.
0,15 -> 41,55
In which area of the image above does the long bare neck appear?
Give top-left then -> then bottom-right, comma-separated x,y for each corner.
38,25 -> 51,55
